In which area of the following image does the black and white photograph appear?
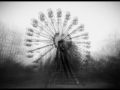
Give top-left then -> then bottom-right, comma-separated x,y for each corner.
0,1 -> 120,89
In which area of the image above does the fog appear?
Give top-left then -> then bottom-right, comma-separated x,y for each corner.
0,2 -> 120,65
0,2 -> 120,89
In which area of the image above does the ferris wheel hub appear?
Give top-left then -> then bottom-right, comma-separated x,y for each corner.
53,33 -> 71,48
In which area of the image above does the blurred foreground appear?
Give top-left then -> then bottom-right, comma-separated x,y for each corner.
0,56 -> 120,89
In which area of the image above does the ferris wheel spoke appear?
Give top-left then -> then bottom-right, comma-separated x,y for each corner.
71,36 -> 89,40
64,17 -> 78,37
32,19 -> 54,38
78,47 -> 90,52
26,28 -> 52,39
31,18 -> 51,37
45,11 -> 57,35
36,30 -> 52,39
32,28 -> 53,39
31,18 -> 53,38
70,24 -> 84,35
38,26 -> 54,38
62,12 -> 71,35
40,33 -> 51,39
25,39 -> 53,43
56,9 -> 62,35
67,32 -> 89,40
39,12 -> 55,36
76,44 -> 91,49
44,21 -> 55,36
71,41 -> 91,45
47,8 -> 57,34
33,45 -> 54,64
64,24 -> 84,40
39,33 -> 53,40
28,44 -> 54,53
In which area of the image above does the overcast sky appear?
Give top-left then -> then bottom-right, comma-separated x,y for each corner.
0,2 -> 120,65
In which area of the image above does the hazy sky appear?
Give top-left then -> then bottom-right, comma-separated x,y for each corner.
0,2 -> 120,65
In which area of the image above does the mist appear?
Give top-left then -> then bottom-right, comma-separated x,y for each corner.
0,21 -> 120,65
0,1 -> 120,89
0,2 -> 120,64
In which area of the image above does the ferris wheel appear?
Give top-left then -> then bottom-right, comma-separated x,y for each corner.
24,8 -> 91,86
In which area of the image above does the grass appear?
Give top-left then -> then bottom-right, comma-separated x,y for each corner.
0,55 -> 120,88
